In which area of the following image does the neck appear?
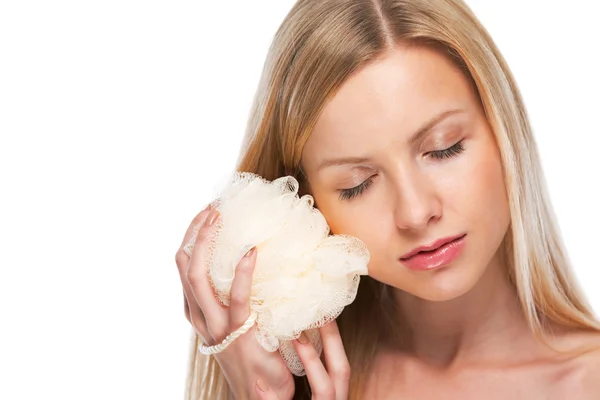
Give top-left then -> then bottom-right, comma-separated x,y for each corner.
388,250 -> 541,368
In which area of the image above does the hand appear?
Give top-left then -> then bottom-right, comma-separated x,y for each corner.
256,322 -> 350,400
175,208 -> 295,399
175,208 -> 351,399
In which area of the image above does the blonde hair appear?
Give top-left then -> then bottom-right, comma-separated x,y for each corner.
186,0 -> 600,398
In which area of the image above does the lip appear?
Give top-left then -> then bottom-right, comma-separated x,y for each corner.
399,234 -> 467,272
400,233 -> 466,259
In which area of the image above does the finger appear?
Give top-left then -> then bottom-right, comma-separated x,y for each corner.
175,210 -> 212,338
175,215 -> 207,272
175,207 -> 210,322
187,209 -> 227,334
229,247 -> 257,327
293,332 -> 335,399
181,270 -> 209,340
254,380 -> 279,400
320,321 -> 350,400
178,206 -> 211,252
175,208 -> 211,282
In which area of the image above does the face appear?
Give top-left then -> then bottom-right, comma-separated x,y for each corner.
300,44 -> 510,302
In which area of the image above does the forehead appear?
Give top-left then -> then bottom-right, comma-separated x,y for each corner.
301,45 -> 477,169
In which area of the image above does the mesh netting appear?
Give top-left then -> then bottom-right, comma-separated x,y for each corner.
187,172 -> 369,376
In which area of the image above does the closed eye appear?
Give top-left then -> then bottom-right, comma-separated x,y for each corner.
428,140 -> 465,159
338,176 -> 375,201
337,141 -> 464,201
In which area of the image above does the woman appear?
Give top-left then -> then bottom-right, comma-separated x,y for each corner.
175,0 -> 600,398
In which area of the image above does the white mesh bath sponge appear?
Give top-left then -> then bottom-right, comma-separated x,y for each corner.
186,172 -> 370,376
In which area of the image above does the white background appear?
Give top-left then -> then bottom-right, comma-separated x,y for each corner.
1,1 -> 598,398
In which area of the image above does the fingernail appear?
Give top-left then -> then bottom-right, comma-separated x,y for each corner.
297,332 -> 309,344
205,210 -> 218,227
256,379 -> 269,392
245,247 -> 255,258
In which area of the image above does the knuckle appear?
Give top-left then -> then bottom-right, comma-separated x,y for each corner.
332,363 -> 351,382
186,268 -> 202,286
175,250 -> 188,270
229,291 -> 247,308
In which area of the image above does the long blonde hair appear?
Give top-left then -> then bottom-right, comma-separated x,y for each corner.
186,0 -> 600,398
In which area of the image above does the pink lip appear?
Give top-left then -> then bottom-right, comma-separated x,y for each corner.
400,234 -> 467,271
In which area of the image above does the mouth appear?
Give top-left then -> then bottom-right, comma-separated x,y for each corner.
399,234 -> 467,271
400,233 -> 467,260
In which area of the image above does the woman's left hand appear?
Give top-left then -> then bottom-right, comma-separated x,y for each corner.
255,321 -> 350,400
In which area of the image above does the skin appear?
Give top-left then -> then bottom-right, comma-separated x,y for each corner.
300,44 -> 600,398
175,44 -> 600,399
175,209 -> 350,400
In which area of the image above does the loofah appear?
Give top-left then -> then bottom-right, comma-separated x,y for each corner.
185,172 -> 369,376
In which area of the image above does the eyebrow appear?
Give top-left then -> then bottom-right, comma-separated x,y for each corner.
316,108 -> 464,171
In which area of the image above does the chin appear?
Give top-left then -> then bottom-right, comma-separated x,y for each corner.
409,284 -> 474,302
385,262 -> 487,302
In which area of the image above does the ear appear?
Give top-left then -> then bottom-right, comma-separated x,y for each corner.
298,179 -> 312,198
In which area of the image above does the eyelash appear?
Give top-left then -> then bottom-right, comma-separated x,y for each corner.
338,140 -> 466,201
428,140 -> 465,159
339,176 -> 374,201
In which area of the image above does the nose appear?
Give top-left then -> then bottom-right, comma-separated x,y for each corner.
392,168 -> 442,231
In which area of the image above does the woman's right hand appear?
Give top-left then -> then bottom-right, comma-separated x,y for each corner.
175,208 -> 351,400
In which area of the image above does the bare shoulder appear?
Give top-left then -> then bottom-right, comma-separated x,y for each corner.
577,332 -> 600,395
553,330 -> 600,398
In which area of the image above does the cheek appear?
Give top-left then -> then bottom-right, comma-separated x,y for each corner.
312,194 -> 348,235
326,209 -> 393,280
316,193 -> 385,238
434,137 -> 506,211
445,139 -> 509,242
473,147 -> 508,220
313,191 -> 394,264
